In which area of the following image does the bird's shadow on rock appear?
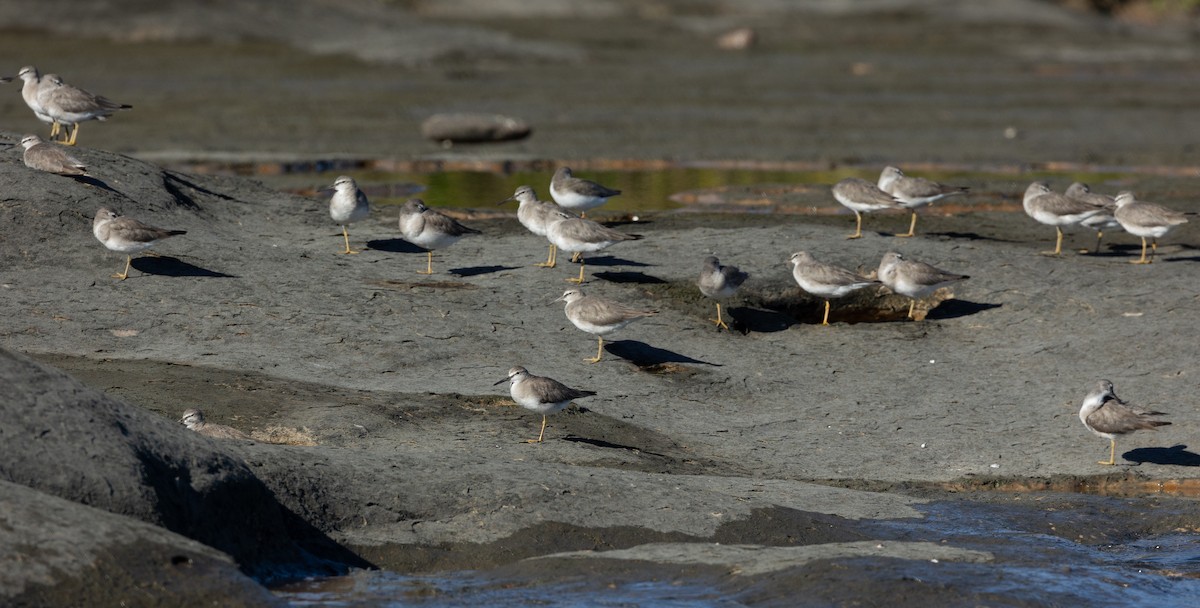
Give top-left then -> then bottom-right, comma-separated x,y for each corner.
593,271 -> 666,284
132,256 -> 235,278
1124,445 -> 1200,466
726,306 -> 797,333
450,265 -> 517,277
924,299 -> 1003,321
366,238 -> 424,254
925,231 -> 1019,243
579,256 -> 651,268
606,340 -> 720,367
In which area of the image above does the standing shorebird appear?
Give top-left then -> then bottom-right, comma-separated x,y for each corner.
1022,182 -> 1104,256
832,177 -> 903,239
397,199 -> 481,274
180,409 -> 253,441
545,211 -> 640,284
92,207 -> 187,280
1112,191 -> 1189,265
15,66 -> 56,139
20,134 -> 87,176
550,167 -> 621,218
788,251 -> 878,326
497,185 -> 570,267
493,366 -> 596,443
1065,182 -> 1121,254
1079,380 -> 1170,466
877,166 -> 969,238
877,252 -> 969,320
328,175 -> 370,254
698,255 -> 749,330
36,73 -> 132,146
557,289 -> 657,363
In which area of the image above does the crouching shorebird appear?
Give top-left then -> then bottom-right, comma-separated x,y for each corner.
20,134 -> 87,176
92,207 -> 186,280
1079,380 -> 1170,466
550,167 -> 621,218
877,252 -> 969,320
832,177 -> 903,239
1112,191 -> 1189,264
558,289 -> 657,363
698,255 -> 749,330
788,251 -> 878,326
37,72 -> 132,146
545,211 -> 640,284
328,175 -> 370,254
398,198 -> 481,274
497,185 -> 569,267
1022,182 -> 1104,256
877,166 -> 969,238
494,366 -> 596,443
180,409 -> 253,441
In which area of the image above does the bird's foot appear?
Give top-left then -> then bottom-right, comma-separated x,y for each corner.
710,318 -> 730,330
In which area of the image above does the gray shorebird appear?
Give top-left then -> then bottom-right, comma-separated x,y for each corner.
36,73 -> 131,146
877,252 -> 969,319
788,251 -> 878,326
92,207 -> 186,280
877,166 -> 968,238
831,177 -> 903,239
557,289 -> 657,363
1112,192 -> 1189,265
1065,182 -> 1121,254
15,66 -> 56,139
550,167 -> 621,218
180,409 -> 253,441
1079,380 -> 1170,466
328,175 -> 370,254
497,185 -> 570,267
698,255 -> 749,330
20,134 -> 87,176
493,366 -> 596,443
545,211 -> 640,284
397,198 -> 481,274
1022,182 -> 1104,256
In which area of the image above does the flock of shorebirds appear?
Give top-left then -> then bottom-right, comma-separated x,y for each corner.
10,65 -> 1183,462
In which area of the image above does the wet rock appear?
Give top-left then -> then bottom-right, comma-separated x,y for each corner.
420,113 -> 532,144
716,27 -> 756,50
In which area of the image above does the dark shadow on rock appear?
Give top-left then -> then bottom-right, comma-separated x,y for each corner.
924,299 -> 1002,320
1162,255 -> 1200,263
726,306 -> 797,333
577,255 -> 651,268
450,265 -> 517,277
562,435 -> 667,457
131,256 -> 234,278
593,271 -> 666,284
164,170 -> 239,204
366,238 -> 424,253
925,231 -> 1018,243
605,340 -> 720,367
73,175 -> 125,195
1124,445 -> 1200,466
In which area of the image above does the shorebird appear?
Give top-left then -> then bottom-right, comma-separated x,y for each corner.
557,289 -> 657,363
397,198 -> 481,274
1079,380 -> 1170,466
550,167 -> 621,218
497,185 -> 570,267
180,409 -> 253,441
20,134 -> 87,176
92,207 -> 186,280
877,252 -> 969,319
698,255 -> 749,330
545,211 -> 640,283
36,72 -> 132,146
1112,191 -> 1189,264
328,175 -> 370,254
832,177 -> 903,239
15,66 -> 56,139
877,166 -> 968,238
493,366 -> 596,443
788,251 -> 878,326
1065,182 -> 1121,254
1022,182 -> 1104,256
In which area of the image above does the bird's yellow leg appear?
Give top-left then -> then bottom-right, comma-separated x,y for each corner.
341,226 -> 360,254
570,251 -> 582,263
711,302 -> 730,330
586,337 -> 605,363
1099,439 -> 1116,465
49,122 -> 60,139
896,211 -> 917,238
417,251 -> 434,274
1130,237 -> 1151,264
1041,227 -> 1065,256
821,300 -> 831,326
566,262 -> 586,284
1150,239 -> 1158,263
1084,231 -> 1103,254
907,300 -> 916,319
846,212 -> 863,240
112,255 -> 132,280
65,123 -> 79,146
524,416 -> 548,444
536,243 -> 556,267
